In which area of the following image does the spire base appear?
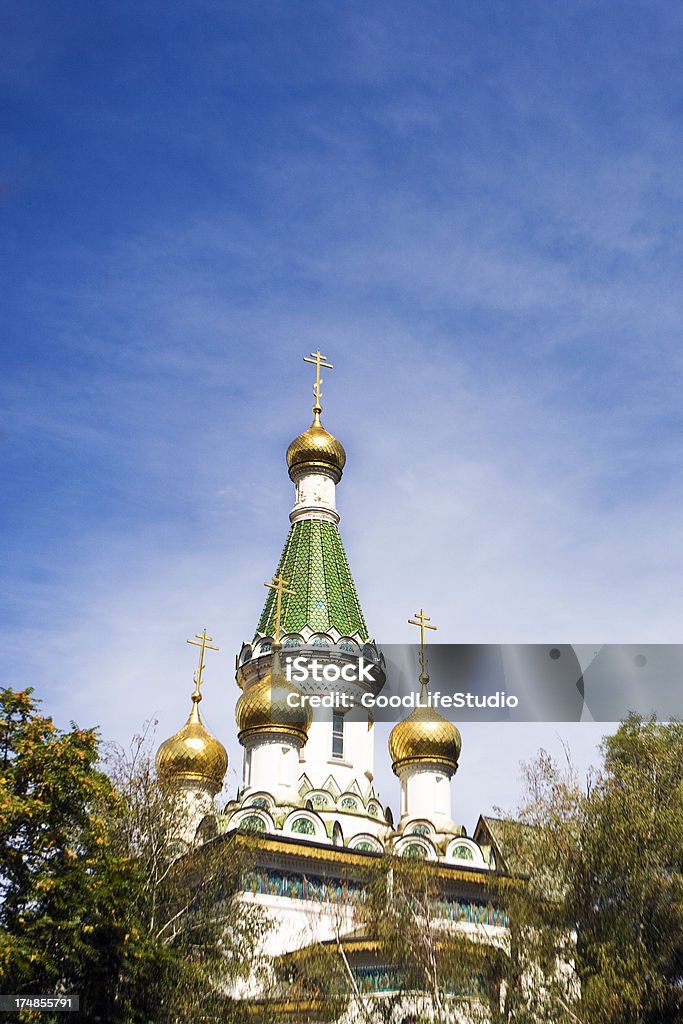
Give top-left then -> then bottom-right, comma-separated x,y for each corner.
290,504 -> 340,525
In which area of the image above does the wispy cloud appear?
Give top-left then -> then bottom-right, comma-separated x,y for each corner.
3,0 -> 683,829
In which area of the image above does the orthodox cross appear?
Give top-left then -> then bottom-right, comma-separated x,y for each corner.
303,350 -> 333,413
265,573 -> 296,646
187,628 -> 219,699
408,608 -> 437,695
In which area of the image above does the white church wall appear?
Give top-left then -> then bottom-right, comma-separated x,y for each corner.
170,779 -> 215,845
298,714 -> 376,794
399,762 -> 454,830
244,736 -> 301,804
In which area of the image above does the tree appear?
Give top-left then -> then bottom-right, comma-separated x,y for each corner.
362,858 -> 505,1023
494,717 -> 683,1024
270,855 -> 506,1024
267,717 -> 683,1024
0,689 -> 269,1024
0,687 -> 158,1023
572,716 -> 683,1024
490,751 -> 585,1024
104,725 -> 269,1023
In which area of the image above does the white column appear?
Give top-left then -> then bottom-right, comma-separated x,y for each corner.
289,468 -> 339,525
170,780 -> 216,845
397,762 -> 454,831
243,735 -> 302,805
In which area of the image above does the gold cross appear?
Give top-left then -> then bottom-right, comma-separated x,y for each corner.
187,628 -> 219,697
303,350 -> 333,413
408,609 -> 437,693
264,573 -> 296,646
408,608 -> 437,651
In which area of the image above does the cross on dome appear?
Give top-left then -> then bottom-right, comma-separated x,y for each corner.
187,628 -> 219,701
303,349 -> 333,415
408,608 -> 437,696
264,574 -> 296,646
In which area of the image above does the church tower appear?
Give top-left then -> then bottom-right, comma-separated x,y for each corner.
158,353 -> 496,871
235,352 -> 385,801
156,355 -> 514,1011
156,629 -> 228,845
235,578 -> 312,805
389,610 -> 462,837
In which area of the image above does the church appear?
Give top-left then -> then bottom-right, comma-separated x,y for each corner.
154,352 -> 512,1018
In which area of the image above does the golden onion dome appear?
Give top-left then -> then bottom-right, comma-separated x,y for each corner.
236,655 -> 312,745
389,705 -> 461,774
156,695 -> 228,795
286,410 -> 346,480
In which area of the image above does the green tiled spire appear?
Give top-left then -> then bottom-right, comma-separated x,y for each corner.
256,520 -> 368,641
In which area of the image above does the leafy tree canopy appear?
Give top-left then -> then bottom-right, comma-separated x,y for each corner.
0,689 -> 265,1024
0,687 -> 160,1022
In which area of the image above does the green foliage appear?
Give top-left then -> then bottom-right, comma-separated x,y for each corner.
0,689 -> 266,1024
573,716 -> 683,1024
264,718 -> 683,1024
269,857 -> 505,1024
272,940 -> 351,1022
494,717 -> 683,1024
0,687 -> 160,1023
5,691 -> 678,1024
364,859 -> 500,1009
101,726 -> 268,1023
489,754 -> 585,1024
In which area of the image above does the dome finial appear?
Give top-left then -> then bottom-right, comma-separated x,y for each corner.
303,349 -> 333,421
156,628 -> 228,792
408,608 -> 437,702
389,608 -> 461,774
286,352 -> 346,481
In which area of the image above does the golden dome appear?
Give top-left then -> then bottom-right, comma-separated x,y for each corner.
286,411 -> 346,480
236,656 -> 311,745
389,705 -> 461,774
156,696 -> 228,795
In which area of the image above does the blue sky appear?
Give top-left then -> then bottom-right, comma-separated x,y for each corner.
3,1 -> 683,828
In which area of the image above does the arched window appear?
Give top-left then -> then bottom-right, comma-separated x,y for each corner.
451,844 -> 475,861
291,817 -> 316,835
402,843 -> 427,860
240,815 -> 266,833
